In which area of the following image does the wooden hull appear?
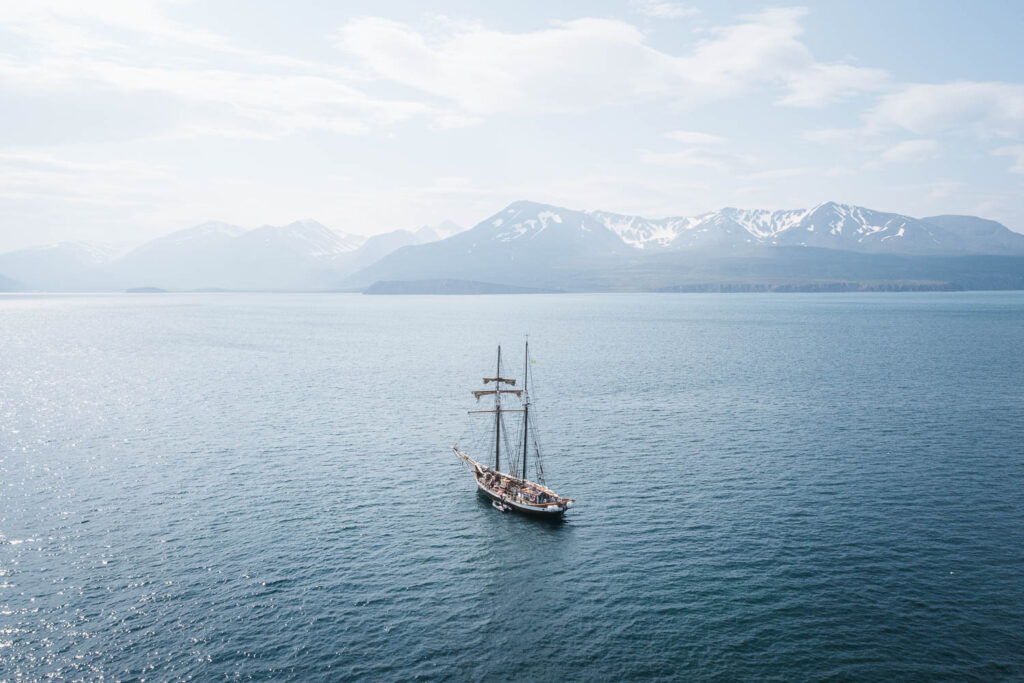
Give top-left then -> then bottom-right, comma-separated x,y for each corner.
453,446 -> 573,518
476,479 -> 568,517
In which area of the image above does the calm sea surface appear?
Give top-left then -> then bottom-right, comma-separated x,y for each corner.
1,292 -> 1022,680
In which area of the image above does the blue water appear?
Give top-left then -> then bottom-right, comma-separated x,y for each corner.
1,292 -> 1022,680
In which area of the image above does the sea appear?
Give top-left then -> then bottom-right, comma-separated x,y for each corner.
1,292 -> 1022,680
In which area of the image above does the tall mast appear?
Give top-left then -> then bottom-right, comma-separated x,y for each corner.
473,346 -> 522,472
522,338 -> 529,480
494,345 -> 501,472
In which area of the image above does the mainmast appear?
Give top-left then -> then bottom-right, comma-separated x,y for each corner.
522,339 -> 530,480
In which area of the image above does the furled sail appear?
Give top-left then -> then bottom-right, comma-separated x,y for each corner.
482,377 -> 516,385
473,389 -> 523,400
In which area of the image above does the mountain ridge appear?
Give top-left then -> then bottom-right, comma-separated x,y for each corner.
346,200 -> 1024,291
0,219 -> 464,291
2,202 -> 1022,292
587,201 -> 1024,255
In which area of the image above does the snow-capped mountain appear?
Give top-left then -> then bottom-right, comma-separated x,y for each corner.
347,199 -> 1024,290
470,201 -> 628,254
586,211 -> 702,250
3,202 -> 1022,292
589,202 -> 1024,255
349,201 -> 634,289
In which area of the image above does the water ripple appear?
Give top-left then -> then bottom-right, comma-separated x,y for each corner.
0,292 -> 1022,679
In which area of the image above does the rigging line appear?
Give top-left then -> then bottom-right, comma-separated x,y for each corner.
527,411 -> 544,461
499,412 -> 518,474
509,420 -> 524,474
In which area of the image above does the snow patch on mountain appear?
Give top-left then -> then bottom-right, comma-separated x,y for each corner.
586,201 -> 997,254
720,207 -> 808,239
586,211 -> 703,249
495,208 -> 566,242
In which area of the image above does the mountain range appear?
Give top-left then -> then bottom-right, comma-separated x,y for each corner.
589,202 -> 1024,255
0,219 -> 462,291
2,202 -> 1023,292
347,201 -> 1024,291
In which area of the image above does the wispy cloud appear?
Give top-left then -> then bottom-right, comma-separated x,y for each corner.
633,1 -> 700,19
927,181 -> 964,199
801,127 -> 872,145
0,0 -> 437,141
993,145 -> 1024,173
881,139 -> 939,163
665,130 -> 726,144
867,82 -> 1024,137
743,167 -> 812,180
641,147 -> 755,169
778,63 -> 890,107
335,9 -> 888,116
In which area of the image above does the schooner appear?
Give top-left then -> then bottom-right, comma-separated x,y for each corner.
453,341 -> 574,517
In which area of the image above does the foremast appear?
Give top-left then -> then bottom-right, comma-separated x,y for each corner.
494,346 -> 502,471
470,344 -> 522,475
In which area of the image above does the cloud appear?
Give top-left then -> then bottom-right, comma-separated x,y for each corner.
0,5 -> 898,142
664,130 -> 726,144
801,127 -> 866,144
0,151 -> 182,245
993,146 -> 1024,173
641,147 -> 755,169
336,17 -> 674,115
335,9 -> 888,115
0,0 -> 326,68
806,82 -> 1024,160
0,0 -> 436,142
927,181 -> 964,200
682,8 -> 886,106
778,62 -> 889,107
867,82 -> 1024,137
881,139 -> 939,163
800,126 -> 890,155
633,1 -> 699,19
743,167 -> 811,180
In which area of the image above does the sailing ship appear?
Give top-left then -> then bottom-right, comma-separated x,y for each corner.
452,341 -> 574,517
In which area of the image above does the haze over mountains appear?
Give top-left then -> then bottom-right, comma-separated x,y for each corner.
0,220 -> 462,292
3,201 -> 1024,292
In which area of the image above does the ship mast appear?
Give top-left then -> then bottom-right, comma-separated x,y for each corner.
470,346 -> 522,475
522,339 -> 529,480
494,345 -> 501,472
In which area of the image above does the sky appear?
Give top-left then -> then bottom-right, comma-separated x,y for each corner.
1,0 -> 1023,251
